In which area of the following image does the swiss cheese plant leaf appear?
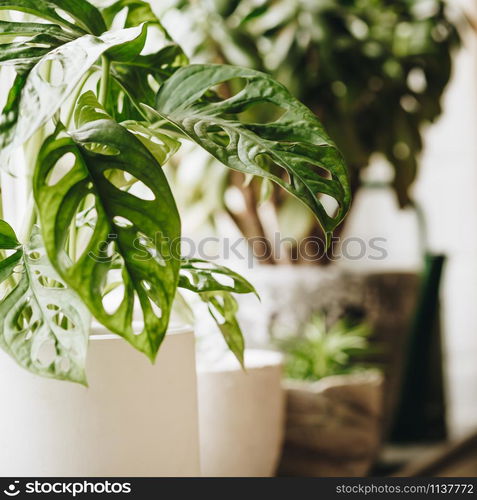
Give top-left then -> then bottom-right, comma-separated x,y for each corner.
178,259 -> 257,366
122,121 -> 180,165
179,258 -> 256,296
0,20 -> 75,149
0,19 -> 72,39
0,24 -> 147,161
0,0 -> 106,35
0,225 -> 90,384
73,90 -> 111,128
102,0 -> 162,28
101,0 -> 187,119
154,64 -> 351,237
0,72 -> 26,161
204,292 -> 245,368
0,21 -> 73,72
33,104 -> 181,360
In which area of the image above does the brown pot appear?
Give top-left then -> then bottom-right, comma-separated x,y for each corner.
278,371 -> 383,477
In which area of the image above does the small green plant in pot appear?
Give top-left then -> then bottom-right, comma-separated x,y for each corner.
282,314 -> 372,382
278,314 -> 383,477
0,0 -> 351,384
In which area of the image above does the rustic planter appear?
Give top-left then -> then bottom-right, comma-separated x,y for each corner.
278,371 -> 383,477
237,265 -> 419,431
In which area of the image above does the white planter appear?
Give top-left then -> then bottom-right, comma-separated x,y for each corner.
0,325 -> 200,477
198,349 -> 285,477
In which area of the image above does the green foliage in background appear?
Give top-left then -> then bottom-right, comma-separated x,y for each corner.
160,0 -> 459,249
281,314 -> 372,381
0,0 -> 350,381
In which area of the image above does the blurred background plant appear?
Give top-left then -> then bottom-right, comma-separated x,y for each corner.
280,314 -> 373,381
157,0 -> 460,263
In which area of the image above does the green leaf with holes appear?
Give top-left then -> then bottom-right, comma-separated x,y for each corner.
0,19 -> 74,151
122,121 -> 180,165
99,0 -> 187,119
102,0 -> 186,71
33,106 -> 181,360
0,24 -> 147,161
178,259 -> 257,366
74,90 -> 111,127
204,292 -> 245,368
0,19 -> 71,39
179,258 -> 256,296
109,47 -> 187,120
101,0 -> 162,28
0,20 -> 74,72
0,226 -> 90,384
154,64 -> 351,237
0,0 -> 106,35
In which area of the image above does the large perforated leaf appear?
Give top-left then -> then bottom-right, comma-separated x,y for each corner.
154,64 -> 351,237
0,224 -> 90,383
33,98 -> 181,360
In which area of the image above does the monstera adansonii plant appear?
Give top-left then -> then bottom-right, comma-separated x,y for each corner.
0,0 -> 350,383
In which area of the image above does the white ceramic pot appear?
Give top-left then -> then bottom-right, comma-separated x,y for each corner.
197,349 -> 285,477
0,324 -> 200,477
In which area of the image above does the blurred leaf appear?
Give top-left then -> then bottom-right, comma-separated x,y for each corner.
0,219 -> 19,248
102,0 -> 161,28
281,314 -> 372,381
169,0 -> 459,211
0,24 -> 148,163
0,0 -> 106,35
123,121 -> 180,165
277,195 -> 315,241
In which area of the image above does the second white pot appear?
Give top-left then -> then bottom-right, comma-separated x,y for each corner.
197,349 -> 285,477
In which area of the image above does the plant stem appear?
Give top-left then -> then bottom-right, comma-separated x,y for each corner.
0,184 -> 3,222
64,71 -> 92,260
21,130 -> 44,244
65,70 -> 92,128
68,216 -> 77,262
19,196 -> 36,244
67,59 -> 109,261
19,59 -> 54,244
99,56 -> 110,107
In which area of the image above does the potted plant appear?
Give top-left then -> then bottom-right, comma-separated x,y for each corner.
0,0 -> 350,476
158,0 -> 459,437
277,314 -> 383,477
